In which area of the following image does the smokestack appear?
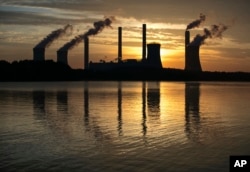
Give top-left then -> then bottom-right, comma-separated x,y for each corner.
84,37 -> 89,70
147,43 -> 162,69
185,30 -> 190,46
57,50 -> 68,65
185,31 -> 190,70
185,45 -> 202,72
33,48 -> 45,61
118,27 -> 122,62
142,24 -> 146,61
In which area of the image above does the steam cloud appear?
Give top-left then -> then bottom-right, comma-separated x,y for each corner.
58,17 -> 114,51
186,13 -> 206,30
189,24 -> 228,46
34,24 -> 73,49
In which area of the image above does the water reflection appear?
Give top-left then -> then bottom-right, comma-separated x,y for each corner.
185,82 -> 201,143
117,82 -> 123,136
33,91 -> 45,116
31,82 -> 163,142
81,81 -> 161,138
2,82 -> 248,171
83,82 -> 89,129
147,82 -> 161,118
142,81 -> 147,136
56,91 -> 68,113
83,82 -> 112,141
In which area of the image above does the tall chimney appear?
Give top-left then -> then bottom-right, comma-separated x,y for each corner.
57,50 -> 68,65
147,43 -> 162,69
84,37 -> 89,70
185,30 -> 190,70
118,27 -> 122,62
185,30 -> 190,46
33,48 -> 45,61
142,24 -> 146,61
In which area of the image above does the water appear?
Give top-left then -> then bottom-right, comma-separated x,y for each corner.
0,81 -> 250,172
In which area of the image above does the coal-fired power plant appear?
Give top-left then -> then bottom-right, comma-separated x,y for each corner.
33,14 -> 227,74
88,24 -> 162,71
185,30 -> 202,72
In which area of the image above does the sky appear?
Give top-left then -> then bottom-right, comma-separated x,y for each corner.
0,0 -> 250,72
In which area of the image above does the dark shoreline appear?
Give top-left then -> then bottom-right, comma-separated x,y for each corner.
1,60 -> 250,82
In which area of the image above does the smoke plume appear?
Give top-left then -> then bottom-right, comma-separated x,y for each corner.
34,24 -> 73,49
58,17 -> 114,51
186,13 -> 206,30
189,24 -> 228,46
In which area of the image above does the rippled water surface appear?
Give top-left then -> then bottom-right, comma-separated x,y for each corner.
0,81 -> 250,172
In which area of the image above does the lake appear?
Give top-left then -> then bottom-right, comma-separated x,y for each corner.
0,81 -> 250,172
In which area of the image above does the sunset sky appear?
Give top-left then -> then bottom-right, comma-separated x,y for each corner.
0,0 -> 250,72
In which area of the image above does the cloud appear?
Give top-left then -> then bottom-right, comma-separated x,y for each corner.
0,4 -> 103,25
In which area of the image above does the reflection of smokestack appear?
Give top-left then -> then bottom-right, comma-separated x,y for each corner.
142,24 -> 146,61
33,91 -> 45,114
118,27 -> 122,62
185,82 -> 201,142
57,91 -> 68,112
185,45 -> 202,72
147,43 -> 162,68
142,82 -> 147,136
84,37 -> 89,70
185,83 -> 200,116
33,48 -> 45,61
117,82 -> 122,136
57,50 -> 68,65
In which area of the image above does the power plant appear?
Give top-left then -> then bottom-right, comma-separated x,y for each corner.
36,23 -> 163,71
88,24 -> 162,71
34,23 -> 203,72
33,15 -> 228,74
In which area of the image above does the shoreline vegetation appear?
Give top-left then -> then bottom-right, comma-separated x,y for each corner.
1,60 -> 250,81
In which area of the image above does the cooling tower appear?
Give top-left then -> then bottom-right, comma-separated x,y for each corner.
185,30 -> 202,72
33,48 -> 45,61
185,45 -> 202,72
142,24 -> 147,61
147,43 -> 162,69
84,37 -> 89,70
57,50 -> 68,65
118,27 -> 122,62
